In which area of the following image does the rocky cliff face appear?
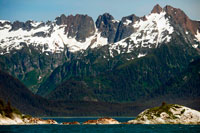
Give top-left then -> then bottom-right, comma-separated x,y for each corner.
96,13 -> 119,43
164,5 -> 200,35
114,14 -> 139,42
56,14 -> 96,42
151,4 -> 163,14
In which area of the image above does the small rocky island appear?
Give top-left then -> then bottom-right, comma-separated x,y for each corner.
62,117 -> 120,125
83,117 -> 120,125
128,103 -> 200,124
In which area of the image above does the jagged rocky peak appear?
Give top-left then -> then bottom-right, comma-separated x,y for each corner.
96,13 -> 119,43
9,20 -> 45,31
164,5 -> 186,17
150,4 -> 200,40
151,4 -> 163,14
55,14 -> 67,25
109,5 -> 177,57
0,4 -> 199,56
0,20 -> 11,26
114,14 -> 139,42
96,13 -> 115,27
10,21 -> 25,31
163,5 -> 200,35
56,14 -> 96,42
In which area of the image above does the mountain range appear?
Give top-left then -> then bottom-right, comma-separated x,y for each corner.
0,4 -> 199,116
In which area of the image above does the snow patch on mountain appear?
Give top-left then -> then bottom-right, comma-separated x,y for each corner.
195,30 -> 200,42
61,29 -> 108,52
90,32 -> 108,49
111,20 -> 119,23
192,44 -> 198,49
0,11 -> 174,56
108,11 -> 173,58
0,23 -> 65,53
0,20 -> 10,23
0,21 -> 108,54
138,53 -> 147,58
123,19 -> 132,25
30,21 -> 42,28
132,11 -> 173,47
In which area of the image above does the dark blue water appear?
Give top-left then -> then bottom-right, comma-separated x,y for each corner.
0,117 -> 200,133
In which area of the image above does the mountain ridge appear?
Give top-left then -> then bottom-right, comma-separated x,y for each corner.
1,4 -> 199,55
0,4 -> 200,103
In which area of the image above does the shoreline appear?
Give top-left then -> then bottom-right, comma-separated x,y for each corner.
40,116 -> 136,118
1,103 -> 200,125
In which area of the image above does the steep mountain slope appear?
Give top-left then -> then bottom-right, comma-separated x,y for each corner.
0,4 -> 200,103
0,15 -> 107,92
46,43 -> 199,102
0,70 -> 51,115
0,47 -> 70,93
155,58 -> 200,98
37,5 -> 200,99
0,70 -> 154,116
0,68 -> 199,117
0,70 -> 151,116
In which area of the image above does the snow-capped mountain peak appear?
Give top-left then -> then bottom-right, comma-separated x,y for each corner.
109,10 -> 174,58
0,5 -> 199,56
195,30 -> 200,42
0,15 -> 109,54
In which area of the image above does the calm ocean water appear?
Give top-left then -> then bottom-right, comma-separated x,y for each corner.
0,117 -> 200,133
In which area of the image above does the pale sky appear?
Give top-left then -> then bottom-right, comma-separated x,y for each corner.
0,0 -> 199,22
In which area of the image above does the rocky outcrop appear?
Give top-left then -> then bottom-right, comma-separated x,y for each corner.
33,31 -> 48,37
96,13 -> 119,43
10,20 -> 33,31
55,14 -> 68,25
56,14 -> 95,42
0,114 -> 24,125
114,14 -> 139,42
151,4 -> 163,14
10,21 -> 24,31
164,5 -> 200,35
83,117 -> 120,124
0,115 -> 58,125
62,121 -> 80,125
128,103 -> 200,124
0,100 -> 57,125
24,118 -> 57,124
0,21 -> 11,28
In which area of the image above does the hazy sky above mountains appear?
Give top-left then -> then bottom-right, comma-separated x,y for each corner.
0,0 -> 199,22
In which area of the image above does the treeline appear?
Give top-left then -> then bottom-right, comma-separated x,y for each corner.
0,99 -> 21,118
